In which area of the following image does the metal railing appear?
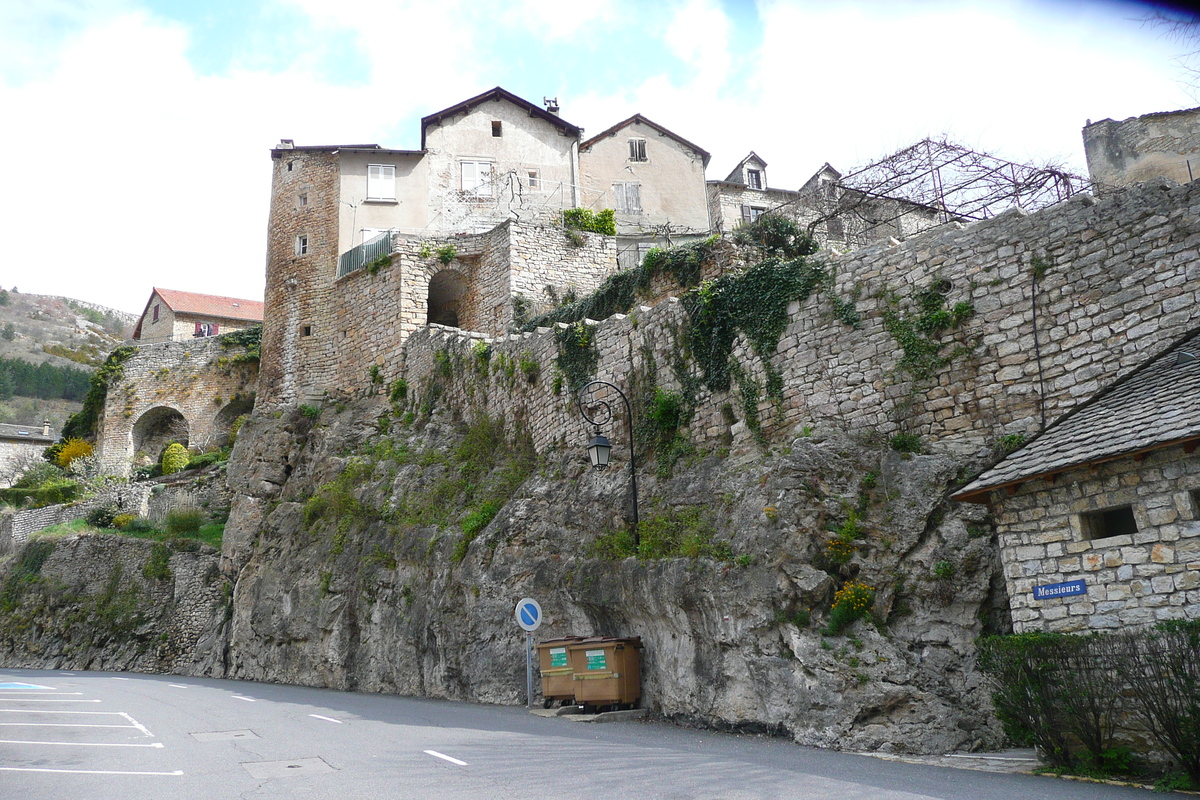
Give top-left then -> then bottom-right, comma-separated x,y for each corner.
337,231 -> 393,278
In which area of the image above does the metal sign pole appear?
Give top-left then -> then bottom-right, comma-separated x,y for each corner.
526,632 -> 533,710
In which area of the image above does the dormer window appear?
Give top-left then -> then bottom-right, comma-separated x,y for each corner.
746,169 -> 762,189
629,139 -> 647,162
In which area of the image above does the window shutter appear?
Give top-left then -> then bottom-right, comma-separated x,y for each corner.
629,183 -> 641,212
194,322 -> 202,335
153,304 -> 159,322
461,161 -> 476,192
612,183 -> 625,212
741,205 -> 752,223
629,140 -> 637,160
212,323 -> 219,335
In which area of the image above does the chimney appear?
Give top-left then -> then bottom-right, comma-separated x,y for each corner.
543,97 -> 560,116
42,420 -> 50,437
278,138 -> 295,149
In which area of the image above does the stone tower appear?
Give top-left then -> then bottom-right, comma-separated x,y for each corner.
261,142 -> 341,407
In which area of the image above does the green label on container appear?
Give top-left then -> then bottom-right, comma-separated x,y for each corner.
550,647 -> 567,667
585,649 -> 607,670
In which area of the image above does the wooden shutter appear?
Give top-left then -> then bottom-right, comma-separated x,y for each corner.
741,205 -> 752,223
461,161 -> 476,192
212,323 -> 219,335
194,322 -> 202,335
628,183 -> 641,212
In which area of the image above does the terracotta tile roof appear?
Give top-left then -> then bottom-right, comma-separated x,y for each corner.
152,288 -> 264,322
954,326 -> 1200,501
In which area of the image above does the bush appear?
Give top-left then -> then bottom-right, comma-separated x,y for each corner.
161,443 -> 189,475
228,414 -> 249,446
889,432 -> 922,453
54,438 -> 94,469
165,508 -> 204,535
186,450 -> 225,470
85,506 -> 118,529
112,514 -> 137,530
123,517 -> 156,534
562,208 -> 617,236
132,464 -> 162,481
824,581 -> 874,635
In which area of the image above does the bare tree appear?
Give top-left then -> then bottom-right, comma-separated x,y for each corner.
1142,9 -> 1200,99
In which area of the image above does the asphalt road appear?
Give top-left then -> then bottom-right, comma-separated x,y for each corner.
0,667 -> 1159,800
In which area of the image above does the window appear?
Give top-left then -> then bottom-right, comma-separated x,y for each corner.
492,120 -> 503,137
296,235 -> 309,256
152,304 -> 159,322
746,169 -> 762,189
628,139 -> 647,162
367,164 -> 396,201
194,322 -> 218,337
741,205 -> 766,223
613,182 -> 642,213
1080,505 -> 1139,541
1190,489 -> 1200,518
298,193 -> 308,207
287,160 -> 295,172
527,170 -> 540,190
302,325 -> 313,337
826,217 -> 845,239
461,161 -> 494,197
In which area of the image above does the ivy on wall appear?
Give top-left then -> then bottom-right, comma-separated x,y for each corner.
881,283 -> 975,384
60,346 -> 138,442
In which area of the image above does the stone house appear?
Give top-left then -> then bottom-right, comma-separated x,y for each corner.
578,114 -> 712,268
1084,106 -> 1200,190
955,327 -> 1200,632
132,288 -> 264,344
0,421 -> 54,487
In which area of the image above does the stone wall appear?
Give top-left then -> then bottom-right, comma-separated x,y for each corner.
402,179 -> 1200,462
323,220 -> 616,398
995,443 -> 1200,632
96,336 -> 258,477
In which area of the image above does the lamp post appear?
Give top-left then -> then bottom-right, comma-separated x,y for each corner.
576,379 -> 639,543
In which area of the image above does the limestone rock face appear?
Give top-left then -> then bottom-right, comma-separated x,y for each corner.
0,397 -> 1009,754
215,398 -> 1007,754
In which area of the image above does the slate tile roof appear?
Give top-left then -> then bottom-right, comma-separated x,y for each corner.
0,423 -> 54,444
955,326 -> 1200,500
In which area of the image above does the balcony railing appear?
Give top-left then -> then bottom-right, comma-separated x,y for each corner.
337,231 -> 392,279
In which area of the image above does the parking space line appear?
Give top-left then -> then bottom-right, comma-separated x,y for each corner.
309,714 -> 342,724
424,750 -> 468,766
0,698 -> 99,703
231,695 -> 255,702
0,767 -> 183,776
0,739 -> 165,748
111,677 -> 130,681
168,684 -> 188,689
0,692 -> 77,696
0,723 -> 144,729
0,709 -> 126,716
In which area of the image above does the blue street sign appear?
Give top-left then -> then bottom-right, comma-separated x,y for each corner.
515,598 -> 542,632
1033,579 -> 1087,601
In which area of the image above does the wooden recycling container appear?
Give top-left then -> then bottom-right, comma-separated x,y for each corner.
567,636 -> 643,709
536,637 -> 586,707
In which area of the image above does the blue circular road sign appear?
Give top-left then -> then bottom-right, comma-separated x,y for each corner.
515,598 -> 542,632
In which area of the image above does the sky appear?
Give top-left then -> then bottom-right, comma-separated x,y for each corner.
0,0 -> 1194,313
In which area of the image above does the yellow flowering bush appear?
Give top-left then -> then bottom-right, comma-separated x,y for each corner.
54,438 -> 94,469
825,580 -> 874,635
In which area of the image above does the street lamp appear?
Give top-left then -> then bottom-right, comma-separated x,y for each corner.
577,380 -> 639,541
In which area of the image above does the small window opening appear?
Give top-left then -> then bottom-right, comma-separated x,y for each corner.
1190,489 -> 1200,518
527,170 -> 540,190
629,139 -> 647,162
1081,505 -> 1139,541
152,304 -> 159,322
296,235 -> 309,256
302,325 -> 313,337
492,120 -> 502,137
298,193 -> 308,206
287,161 -> 295,172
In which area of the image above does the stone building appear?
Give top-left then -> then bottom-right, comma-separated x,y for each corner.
132,288 -> 264,344
0,421 -> 54,487
707,154 -> 942,248
1084,106 -> 1200,189
955,327 -> 1200,632
578,114 -> 711,267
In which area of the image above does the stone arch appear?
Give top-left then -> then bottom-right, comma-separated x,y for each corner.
427,269 -> 470,328
131,406 -> 189,467
212,396 -> 255,448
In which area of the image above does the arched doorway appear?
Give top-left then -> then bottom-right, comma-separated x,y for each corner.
213,396 -> 255,448
427,269 -> 469,328
131,406 -> 189,467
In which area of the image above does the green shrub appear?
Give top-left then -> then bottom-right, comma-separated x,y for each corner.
186,450 -> 225,470
123,517 -> 155,534
86,506 -> 118,529
389,378 -> 408,403
142,542 -> 171,581
933,560 -> 955,580
732,213 -> 817,259
299,404 -> 321,419
112,513 -> 137,530
561,208 -> 617,236
823,581 -> 874,635
889,432 -> 922,453
161,443 -> 189,475
165,509 -> 204,535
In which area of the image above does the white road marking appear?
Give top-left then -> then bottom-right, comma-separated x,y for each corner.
309,714 -> 342,724
232,695 -> 255,702
0,683 -> 55,690
0,723 -> 142,729
0,698 -> 98,703
0,709 -> 125,715
0,767 -> 182,776
111,677 -> 130,681
121,712 -> 153,737
168,684 -> 189,689
0,692 -> 77,696
424,750 -> 468,766
0,739 -> 164,748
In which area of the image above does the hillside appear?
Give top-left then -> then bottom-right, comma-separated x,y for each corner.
0,287 -> 136,429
